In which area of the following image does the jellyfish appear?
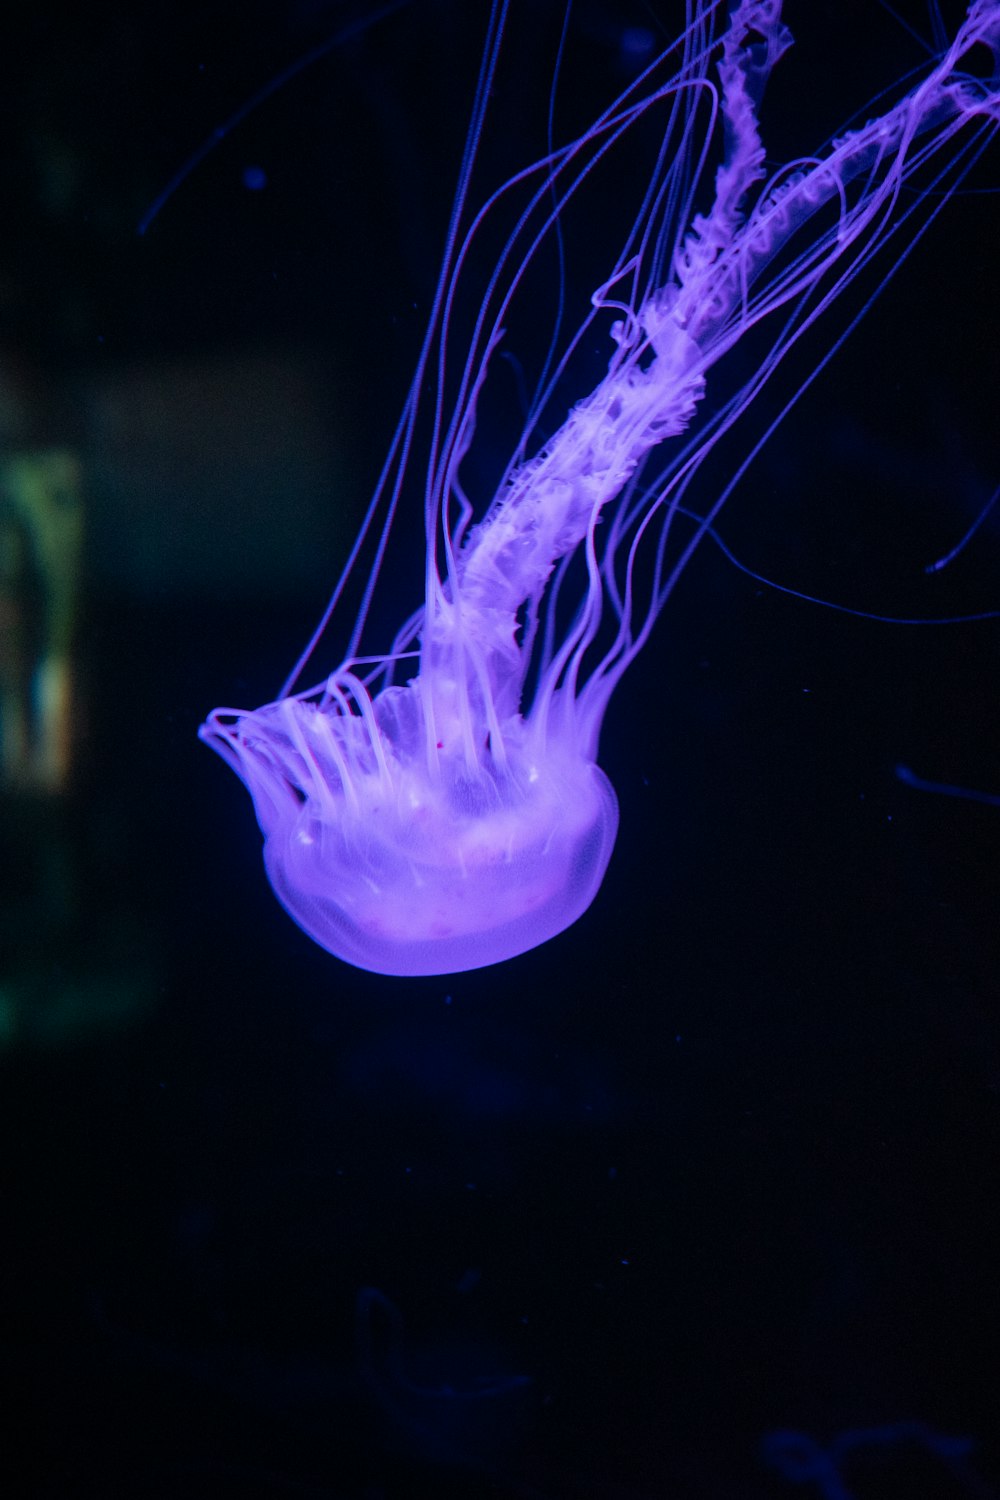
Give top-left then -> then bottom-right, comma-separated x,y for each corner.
200,0 -> 1000,976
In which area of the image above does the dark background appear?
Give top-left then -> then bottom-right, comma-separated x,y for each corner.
1,2 -> 998,1496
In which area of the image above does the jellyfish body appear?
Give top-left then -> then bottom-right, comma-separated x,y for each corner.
202,0 -> 1000,976
233,686 -> 620,976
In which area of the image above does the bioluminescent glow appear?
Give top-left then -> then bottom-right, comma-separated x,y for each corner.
201,0 -> 1000,976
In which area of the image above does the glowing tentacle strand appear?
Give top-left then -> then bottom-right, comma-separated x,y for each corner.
450,0 -> 999,690
440,0 -> 788,707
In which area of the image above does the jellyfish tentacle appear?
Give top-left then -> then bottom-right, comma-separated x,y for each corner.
440,0 -> 999,723
444,0 -> 787,691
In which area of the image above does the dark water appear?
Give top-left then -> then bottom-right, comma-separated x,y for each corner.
2,3 -> 998,1496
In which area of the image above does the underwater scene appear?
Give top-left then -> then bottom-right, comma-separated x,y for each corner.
2,1 -> 999,1495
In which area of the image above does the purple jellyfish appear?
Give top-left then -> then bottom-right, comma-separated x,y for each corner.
201,0 -> 1000,976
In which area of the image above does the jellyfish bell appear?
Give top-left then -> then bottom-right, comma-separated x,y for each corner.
201,0 -> 1000,976
206,685 -> 619,977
